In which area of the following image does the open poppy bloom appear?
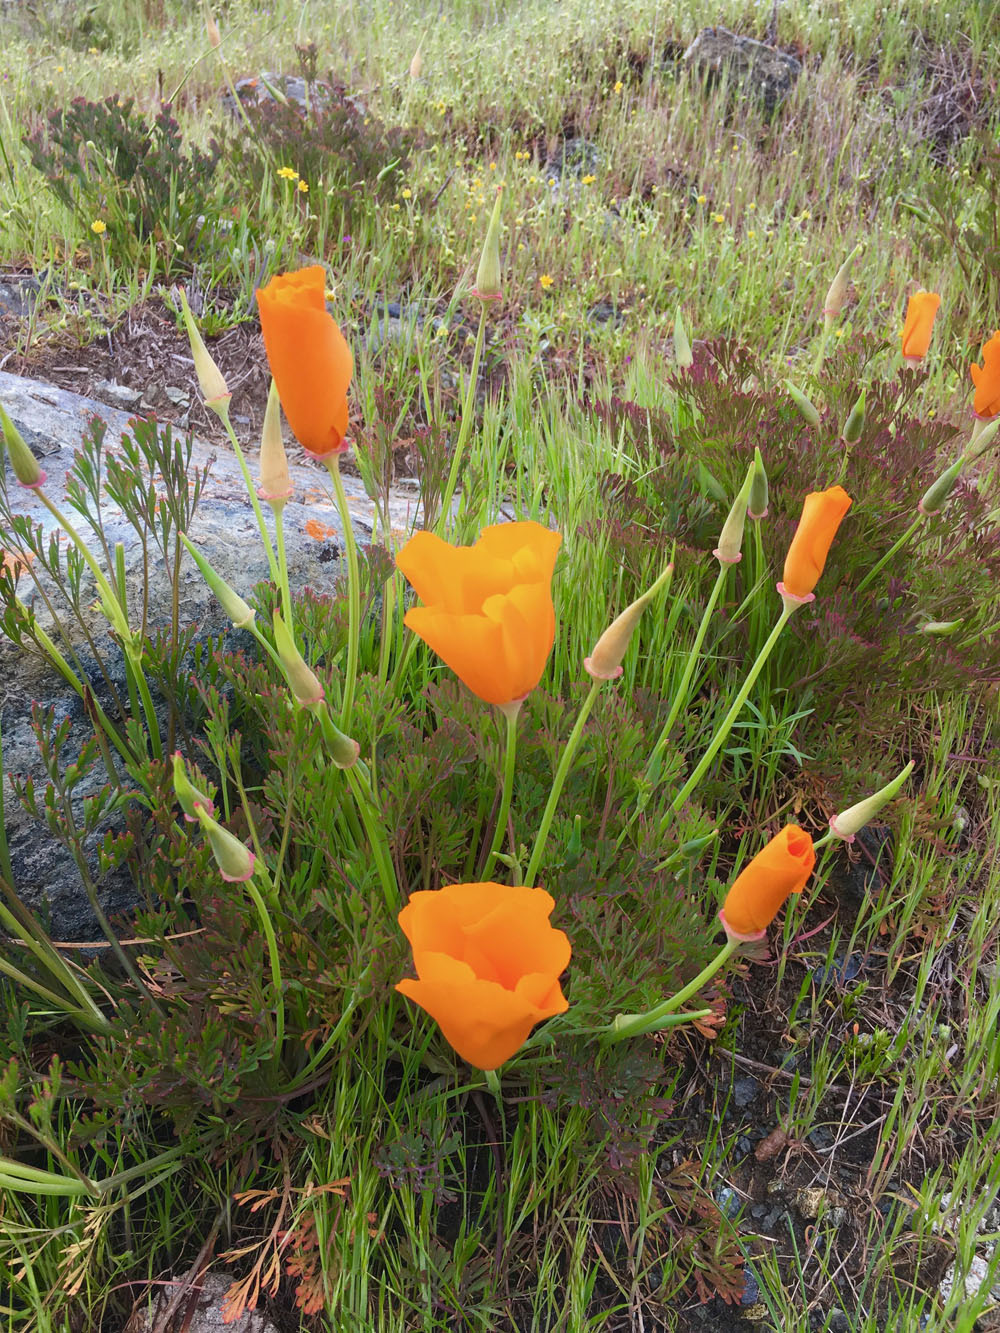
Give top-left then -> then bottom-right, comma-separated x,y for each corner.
256,266 -> 353,459
970,330 -> 1000,420
719,825 -> 815,941
396,882 -> 571,1070
900,291 -> 940,363
396,521 -> 561,707
780,485 -> 852,601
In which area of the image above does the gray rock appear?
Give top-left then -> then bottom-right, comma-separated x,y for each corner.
0,275 -> 41,321
92,378 -> 143,412
683,27 -> 802,113
715,1185 -> 742,1219
0,370 -> 430,937
136,1270 -> 280,1332
732,1074 -> 759,1107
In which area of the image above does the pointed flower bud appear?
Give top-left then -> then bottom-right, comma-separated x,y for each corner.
964,414 -> 1000,463
673,306 -> 694,371
315,702 -> 361,769
714,465 -> 754,565
918,457 -> 964,517
584,562 -> 673,681
257,379 -> 293,504
917,619 -> 962,636
206,10 -> 221,47
409,43 -> 423,79
178,290 -> 231,415
748,446 -> 768,520
829,761 -> 914,842
473,187 -> 504,302
195,804 -> 255,882
180,534 -> 255,628
822,245 -> 860,323
172,751 -> 216,822
785,380 -> 821,427
841,388 -> 866,445
273,610 -> 325,707
0,402 -> 46,487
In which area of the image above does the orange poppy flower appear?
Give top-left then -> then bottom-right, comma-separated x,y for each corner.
396,881 -> 571,1070
900,291 -> 940,362
781,485 -> 852,600
396,521 -> 561,707
719,825 -> 815,941
256,266 -> 353,459
970,330 -> 1000,420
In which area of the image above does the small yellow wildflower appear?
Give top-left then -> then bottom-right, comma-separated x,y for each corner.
539,274 -> 554,290
614,80 -> 623,93
489,161 -> 497,171
401,188 -> 412,198
581,174 -> 596,185
90,219 -> 106,235
277,166 -> 299,180
696,194 -> 707,205
297,179 -> 308,193
88,46 -> 100,54
55,65 -> 64,73
748,229 -> 756,238
711,212 -> 725,224
748,202 -> 756,210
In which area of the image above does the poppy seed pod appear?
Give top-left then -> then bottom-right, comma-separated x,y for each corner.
396,881 -> 570,1070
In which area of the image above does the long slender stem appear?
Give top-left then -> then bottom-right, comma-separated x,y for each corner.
481,704 -> 519,881
34,490 -> 130,638
436,302 -> 488,536
126,648 -> 163,760
524,681 -> 601,887
326,456 -> 361,731
854,515 -> 923,597
217,405 -> 280,587
645,562 -> 730,783
608,937 -> 738,1040
245,865 -> 285,1056
345,764 -> 398,909
664,603 -> 793,827
273,504 -> 293,626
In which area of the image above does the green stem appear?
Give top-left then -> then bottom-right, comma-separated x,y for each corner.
664,603 -> 794,827
646,562 -> 730,783
326,456 -> 361,731
436,301 -> 488,536
608,937 -> 738,1040
245,864 -> 285,1057
34,490 -> 131,640
523,680 -> 601,887
854,515 -> 924,596
126,647 -> 163,760
345,764 -> 399,910
811,315 -> 833,377
481,704 -> 519,881
217,404 -> 280,587
273,503 -> 293,626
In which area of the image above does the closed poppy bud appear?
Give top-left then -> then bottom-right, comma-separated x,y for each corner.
257,379 -> 293,503
918,456 -> 964,517
748,446 -> 768,520
178,290 -> 231,414
395,881 -> 571,1070
180,534 -> 255,629
714,465 -> 754,565
0,403 -> 46,487
585,561 -> 673,680
965,413 -> 1000,463
473,186 -> 503,302
719,825 -> 815,941
780,485 -> 852,602
841,389 -> 866,445
830,761 -> 914,842
257,266 -> 353,459
272,610 -> 325,707
195,805 -> 255,883
674,306 -> 694,371
396,521 -> 561,708
785,380 -> 821,427
206,10 -> 221,46
901,291 -> 940,364
970,330 -> 1000,420
172,751 -> 216,823
822,245 -> 860,323
409,43 -> 423,79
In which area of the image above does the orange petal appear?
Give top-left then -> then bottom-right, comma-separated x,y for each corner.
476,522 -> 562,581
403,606 -> 512,703
782,486 -> 852,599
721,825 -> 815,936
